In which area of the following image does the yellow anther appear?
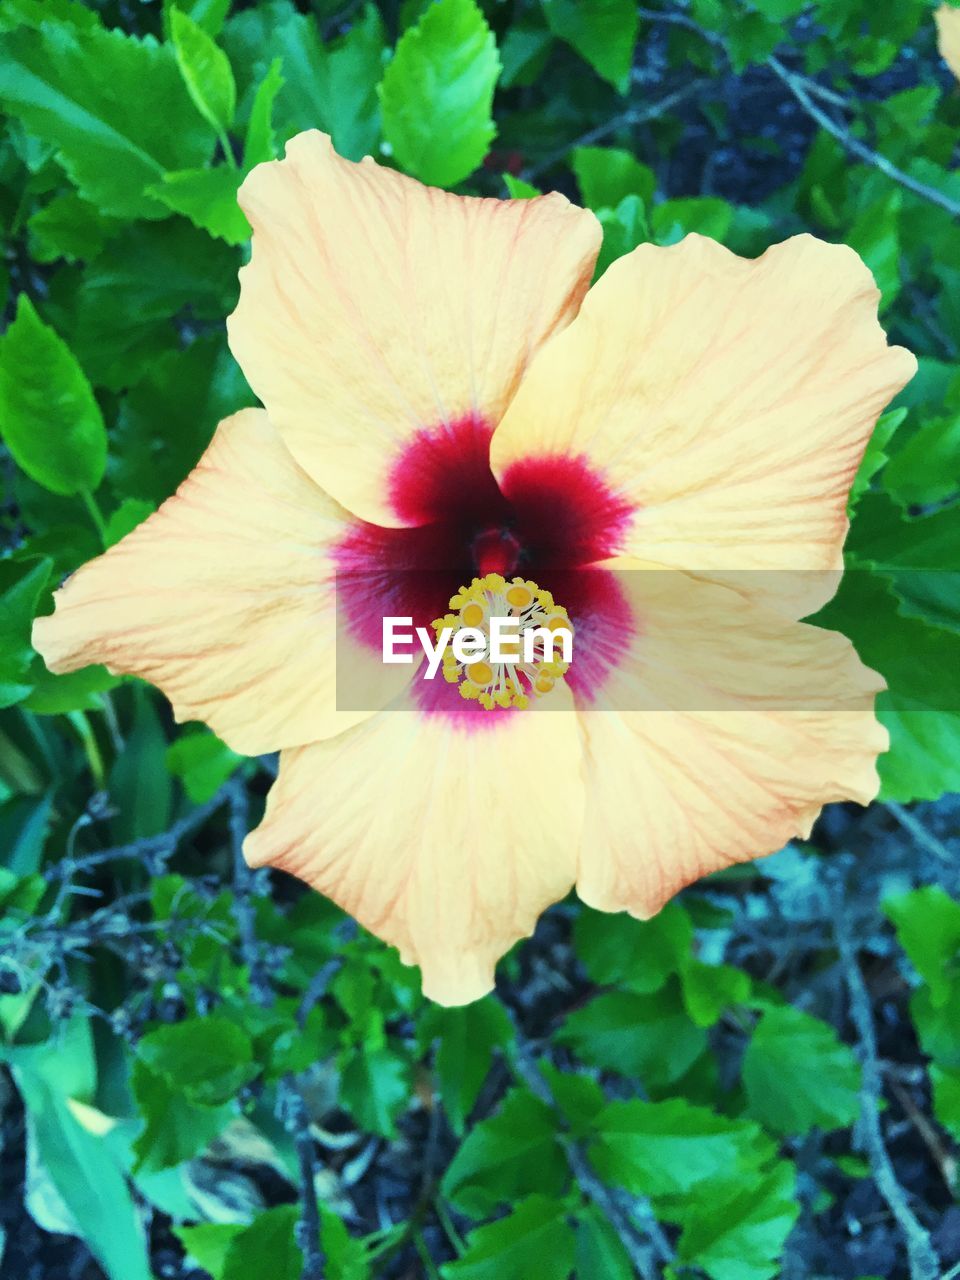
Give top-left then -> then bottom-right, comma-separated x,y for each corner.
506,583 -> 533,609
430,572 -> 574,713
466,660 -> 494,687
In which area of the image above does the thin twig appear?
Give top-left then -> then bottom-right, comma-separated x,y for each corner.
885,802 -> 953,864
50,783 -> 233,881
523,80 -> 707,181
283,1078 -> 326,1280
228,780 -> 273,1007
768,56 -> 960,219
832,888 -> 940,1280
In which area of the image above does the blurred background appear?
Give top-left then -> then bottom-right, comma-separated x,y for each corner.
2,0 -> 960,1277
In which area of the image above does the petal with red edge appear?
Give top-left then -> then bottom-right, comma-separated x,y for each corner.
244,687 -> 585,1005
490,233 -> 916,619
32,410 -> 408,755
228,130 -> 601,527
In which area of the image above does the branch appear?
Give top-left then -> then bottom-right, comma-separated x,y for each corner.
767,56 -> 960,219
831,886 -> 940,1280
50,782 -> 233,881
228,779 -> 273,1007
282,1078 -> 326,1280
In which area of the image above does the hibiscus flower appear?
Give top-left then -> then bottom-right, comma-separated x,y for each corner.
33,132 -> 915,1005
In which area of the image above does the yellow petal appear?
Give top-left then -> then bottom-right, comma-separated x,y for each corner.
936,4 -> 960,80
33,410 -> 406,755
244,687 -> 585,1005
490,233 -> 916,618
574,571 -> 887,917
228,130 -> 601,526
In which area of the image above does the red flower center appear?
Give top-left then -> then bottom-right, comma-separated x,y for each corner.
334,414 -> 636,716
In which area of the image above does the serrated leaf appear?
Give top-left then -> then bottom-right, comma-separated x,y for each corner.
442,1195 -> 576,1280
147,165 -> 247,244
442,1087 -> 567,1217
0,295 -> 106,496
542,0 -> 637,92
0,23 -> 214,218
170,7 -> 236,135
676,1161 -> 799,1280
557,984 -> 706,1088
137,1015 -> 256,1106
339,1045 -> 410,1137
850,407 -> 907,506
379,0 -> 500,187
743,1006 -> 861,1135
588,1098 -> 772,1198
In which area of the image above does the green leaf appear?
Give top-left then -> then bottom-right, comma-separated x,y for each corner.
138,1015 -> 257,1106
62,220 -> 239,391
930,1064 -> 960,1143
244,55 -> 284,167
165,0 -> 232,39
652,196 -> 733,244
0,295 -> 106,497
442,1195 -> 576,1280
814,570 -> 960,801
542,0 -> 638,92
572,145 -> 655,210
103,498 -> 155,548
175,1222 -> 244,1280
850,407 -> 907,506
379,0 -> 500,187
676,1161 -> 800,1280
680,960 -> 751,1029
170,7 -> 236,135
10,1063 -> 152,1280
222,1206 -> 303,1280
0,23 -> 215,218
442,1087 -> 567,1217
166,729 -> 242,803
847,191 -> 901,312
430,997 -> 511,1134
0,558 -> 52,709
588,1098 -> 772,1199
595,194 -> 649,275
110,334 -> 252,503
339,1044 -> 410,1137
573,901 -> 690,993
225,2 -> 385,162
574,1206 -> 635,1279
503,174 -> 541,198
557,984 -> 707,1088
884,886 -> 960,1008
742,1006 -> 861,1135
109,688 -> 173,842
28,192 -> 121,265
884,415 -> 960,506
147,165 -> 247,244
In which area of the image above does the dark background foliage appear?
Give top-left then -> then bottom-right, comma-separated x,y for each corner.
2,0 -> 960,1278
